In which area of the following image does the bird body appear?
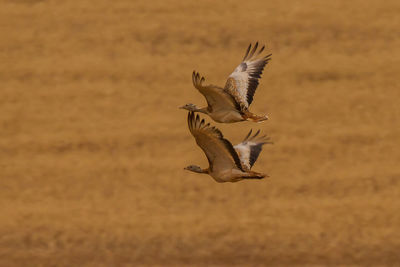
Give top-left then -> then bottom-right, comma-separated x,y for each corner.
180,42 -> 271,123
204,100 -> 245,124
209,168 -> 259,183
184,112 -> 271,182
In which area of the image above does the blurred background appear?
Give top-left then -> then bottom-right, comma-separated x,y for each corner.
1,0 -> 399,266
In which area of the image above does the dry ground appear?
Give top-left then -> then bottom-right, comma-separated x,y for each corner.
1,0 -> 400,266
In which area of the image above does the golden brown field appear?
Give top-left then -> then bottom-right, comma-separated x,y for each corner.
1,0 -> 400,266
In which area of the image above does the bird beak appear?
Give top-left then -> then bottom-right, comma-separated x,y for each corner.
178,105 -> 185,109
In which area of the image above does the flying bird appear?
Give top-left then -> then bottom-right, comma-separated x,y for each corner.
184,111 -> 271,183
180,42 -> 271,123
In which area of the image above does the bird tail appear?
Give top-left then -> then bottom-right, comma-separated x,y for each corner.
241,171 -> 268,179
242,110 -> 268,122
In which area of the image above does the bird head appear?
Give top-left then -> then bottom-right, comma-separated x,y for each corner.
184,165 -> 204,173
179,103 -> 197,111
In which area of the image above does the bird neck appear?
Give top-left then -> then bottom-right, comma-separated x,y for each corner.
195,107 -> 208,114
201,168 -> 209,174
192,167 -> 208,174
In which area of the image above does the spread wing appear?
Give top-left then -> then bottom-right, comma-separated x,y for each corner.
187,112 -> 243,172
192,71 -> 240,112
224,42 -> 271,109
234,129 -> 271,170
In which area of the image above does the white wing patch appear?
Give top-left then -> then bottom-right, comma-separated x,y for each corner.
234,142 -> 252,170
224,42 -> 271,109
234,129 -> 272,170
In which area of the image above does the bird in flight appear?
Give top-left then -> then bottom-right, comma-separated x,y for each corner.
184,111 -> 271,182
180,42 -> 271,123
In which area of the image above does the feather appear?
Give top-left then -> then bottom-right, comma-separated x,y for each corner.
224,43 -> 272,108
187,112 -> 244,171
234,129 -> 272,170
192,71 -> 241,112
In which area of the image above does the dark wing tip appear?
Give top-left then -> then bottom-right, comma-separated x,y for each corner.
243,42 -> 272,61
253,129 -> 261,139
249,144 -> 263,168
187,111 -> 195,131
243,129 -> 253,142
249,42 -> 258,58
246,57 -> 270,105
200,118 -> 205,128
246,131 -> 272,168
258,45 -> 265,55
243,43 -> 252,61
192,71 -> 197,86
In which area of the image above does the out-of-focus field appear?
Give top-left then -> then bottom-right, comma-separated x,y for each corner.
1,0 -> 400,266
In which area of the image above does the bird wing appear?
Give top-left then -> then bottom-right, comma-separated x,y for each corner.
192,71 -> 240,112
224,42 -> 271,109
234,129 -> 271,170
187,112 -> 243,172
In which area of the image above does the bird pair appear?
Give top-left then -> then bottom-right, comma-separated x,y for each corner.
180,43 -> 272,183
